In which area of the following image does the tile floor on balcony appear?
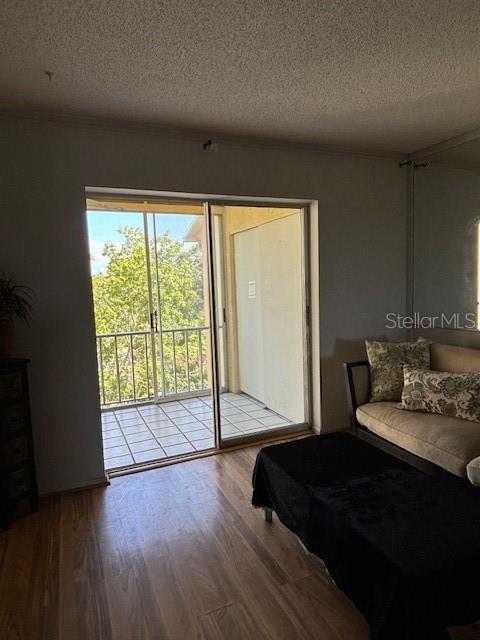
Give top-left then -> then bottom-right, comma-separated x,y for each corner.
101,392 -> 292,471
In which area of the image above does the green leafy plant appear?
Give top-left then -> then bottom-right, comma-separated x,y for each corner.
0,274 -> 33,324
90,226 -> 207,403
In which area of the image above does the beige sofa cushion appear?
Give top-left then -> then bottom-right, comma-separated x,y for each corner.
356,402 -> 480,477
431,342 -> 480,373
467,456 -> 480,487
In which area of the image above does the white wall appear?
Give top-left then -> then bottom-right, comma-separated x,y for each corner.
234,227 -> 265,401
259,214 -> 305,424
0,116 -> 406,493
234,214 -> 305,423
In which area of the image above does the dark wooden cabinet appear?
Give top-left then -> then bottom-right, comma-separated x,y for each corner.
0,359 -> 38,529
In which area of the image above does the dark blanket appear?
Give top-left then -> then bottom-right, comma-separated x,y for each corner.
252,433 -> 480,640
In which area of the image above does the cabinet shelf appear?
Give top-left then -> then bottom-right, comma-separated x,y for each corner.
0,359 -> 38,529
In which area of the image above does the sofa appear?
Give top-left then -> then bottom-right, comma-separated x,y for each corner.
344,342 -> 480,486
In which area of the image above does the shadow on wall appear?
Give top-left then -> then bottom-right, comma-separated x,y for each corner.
321,338 -> 368,432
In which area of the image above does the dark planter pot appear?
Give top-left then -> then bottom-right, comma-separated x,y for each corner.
0,319 -> 14,359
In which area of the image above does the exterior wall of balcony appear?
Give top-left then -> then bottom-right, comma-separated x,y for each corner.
220,206 -> 299,393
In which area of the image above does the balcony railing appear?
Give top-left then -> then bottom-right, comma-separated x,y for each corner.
96,326 -> 210,408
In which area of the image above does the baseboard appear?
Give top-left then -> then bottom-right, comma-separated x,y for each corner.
40,475 -> 110,497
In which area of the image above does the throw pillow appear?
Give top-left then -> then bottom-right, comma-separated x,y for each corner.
366,338 -> 430,402
400,366 -> 480,423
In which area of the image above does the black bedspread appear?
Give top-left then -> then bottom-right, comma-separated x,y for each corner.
252,433 -> 480,640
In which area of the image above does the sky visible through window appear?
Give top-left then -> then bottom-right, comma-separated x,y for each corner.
87,211 -> 196,274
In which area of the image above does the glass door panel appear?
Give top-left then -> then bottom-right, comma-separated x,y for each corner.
145,203 -> 216,454
87,198 -> 216,467
208,204 -> 310,446
86,209 -> 156,407
145,204 -> 209,403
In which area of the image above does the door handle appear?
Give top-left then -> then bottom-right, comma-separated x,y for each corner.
150,311 -> 159,333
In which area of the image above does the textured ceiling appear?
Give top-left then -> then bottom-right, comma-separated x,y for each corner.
1,0 -> 480,154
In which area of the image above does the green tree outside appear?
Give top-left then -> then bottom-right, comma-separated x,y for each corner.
91,227 -> 209,405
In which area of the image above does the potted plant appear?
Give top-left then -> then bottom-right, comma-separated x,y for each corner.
0,274 -> 33,359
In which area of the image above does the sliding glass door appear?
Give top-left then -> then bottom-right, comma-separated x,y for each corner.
207,204 -> 310,447
88,196 -> 310,467
88,198 -> 217,469
145,206 -> 210,402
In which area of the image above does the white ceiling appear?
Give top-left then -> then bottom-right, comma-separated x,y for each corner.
1,0 -> 480,155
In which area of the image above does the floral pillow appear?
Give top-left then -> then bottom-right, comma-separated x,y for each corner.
400,366 -> 480,423
366,338 -> 430,402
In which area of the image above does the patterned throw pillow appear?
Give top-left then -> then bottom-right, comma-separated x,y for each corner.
400,366 -> 480,423
365,338 -> 430,402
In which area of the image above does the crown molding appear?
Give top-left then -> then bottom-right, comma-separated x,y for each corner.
0,108 -> 405,163
409,128 -> 480,161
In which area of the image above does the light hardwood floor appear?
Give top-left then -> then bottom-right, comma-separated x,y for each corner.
0,443 -> 479,640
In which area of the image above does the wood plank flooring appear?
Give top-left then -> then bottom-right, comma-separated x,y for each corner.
0,442 -> 479,639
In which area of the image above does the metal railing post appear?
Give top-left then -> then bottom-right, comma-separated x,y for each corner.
198,329 -> 203,389
130,334 -> 136,401
114,336 -> 121,403
144,333 -> 150,397
185,329 -> 190,392
172,332 -> 178,395
98,337 -> 106,406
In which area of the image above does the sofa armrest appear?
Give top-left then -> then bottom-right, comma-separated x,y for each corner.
343,360 -> 370,429
467,457 -> 480,488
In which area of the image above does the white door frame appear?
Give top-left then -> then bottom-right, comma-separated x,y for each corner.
86,188 -> 318,444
